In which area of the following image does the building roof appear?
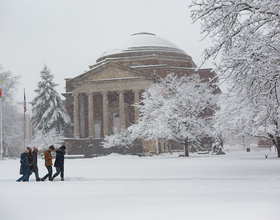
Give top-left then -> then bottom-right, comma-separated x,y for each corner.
97,32 -> 187,63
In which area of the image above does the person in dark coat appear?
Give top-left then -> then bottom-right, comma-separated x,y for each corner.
52,145 -> 66,181
16,149 -> 32,182
28,147 -> 40,181
23,147 -> 33,182
27,147 -> 33,168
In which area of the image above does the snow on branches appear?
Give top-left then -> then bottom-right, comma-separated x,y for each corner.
0,65 -> 23,157
30,128 -> 64,151
190,0 -> 280,93
102,129 -> 136,149
133,74 -> 218,146
102,73 -> 218,156
31,64 -> 72,137
191,0 -> 280,156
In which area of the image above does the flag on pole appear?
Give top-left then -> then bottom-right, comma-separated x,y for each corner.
24,89 -> 26,112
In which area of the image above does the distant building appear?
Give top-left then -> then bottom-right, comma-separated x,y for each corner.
62,32 -> 218,157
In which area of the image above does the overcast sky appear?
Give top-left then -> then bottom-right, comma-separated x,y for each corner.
0,0 -> 215,113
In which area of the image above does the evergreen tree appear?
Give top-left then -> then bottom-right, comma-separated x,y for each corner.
31,64 -> 72,137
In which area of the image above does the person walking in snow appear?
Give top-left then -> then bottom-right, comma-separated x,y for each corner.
16,149 -> 32,182
22,147 -> 33,182
29,147 -> 40,181
41,145 -> 55,181
26,146 -> 33,167
52,145 -> 66,181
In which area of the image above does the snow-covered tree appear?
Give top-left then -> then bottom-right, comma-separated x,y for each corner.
191,0 -> 280,156
214,88 -> 280,154
102,128 -> 135,149
0,65 -> 23,157
30,128 -> 64,151
132,74 -> 218,156
31,64 -> 72,137
102,74 -> 218,156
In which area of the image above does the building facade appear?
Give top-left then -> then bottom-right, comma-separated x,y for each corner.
63,32 -> 218,157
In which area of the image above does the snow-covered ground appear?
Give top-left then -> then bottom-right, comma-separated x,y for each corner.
1,145 -> 280,220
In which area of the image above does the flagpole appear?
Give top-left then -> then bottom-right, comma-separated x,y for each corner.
23,88 -> 26,151
0,89 -> 2,159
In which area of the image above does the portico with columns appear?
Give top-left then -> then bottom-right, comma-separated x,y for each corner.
73,89 -> 144,139
63,62 -> 153,155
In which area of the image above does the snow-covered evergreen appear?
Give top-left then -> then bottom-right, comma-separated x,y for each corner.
30,64 -> 72,137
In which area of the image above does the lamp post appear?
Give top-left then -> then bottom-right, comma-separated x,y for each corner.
0,88 -> 2,159
23,88 -> 26,151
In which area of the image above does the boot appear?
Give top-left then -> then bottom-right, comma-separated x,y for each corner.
61,178 -> 64,181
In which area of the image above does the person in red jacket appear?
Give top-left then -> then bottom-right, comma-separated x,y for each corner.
41,145 -> 55,181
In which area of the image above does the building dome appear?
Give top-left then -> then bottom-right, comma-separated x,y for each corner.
97,32 -> 188,63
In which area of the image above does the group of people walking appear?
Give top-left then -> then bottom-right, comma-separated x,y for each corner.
16,145 -> 66,182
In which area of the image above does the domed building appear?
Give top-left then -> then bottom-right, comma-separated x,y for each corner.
63,32 -> 218,157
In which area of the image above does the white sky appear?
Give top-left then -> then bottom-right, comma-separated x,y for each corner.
0,0 -> 215,113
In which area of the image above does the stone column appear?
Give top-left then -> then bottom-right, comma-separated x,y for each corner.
79,94 -> 85,138
134,90 -> 140,124
102,92 -> 109,137
88,92 -> 94,138
73,93 -> 80,138
119,90 -> 125,131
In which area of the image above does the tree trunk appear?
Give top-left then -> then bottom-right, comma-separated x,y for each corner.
3,146 -> 6,158
184,137 -> 189,157
276,137 -> 280,158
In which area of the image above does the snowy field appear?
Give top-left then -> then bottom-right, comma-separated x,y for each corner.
1,145 -> 280,220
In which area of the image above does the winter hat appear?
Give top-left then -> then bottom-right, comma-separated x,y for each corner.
33,147 -> 38,152
24,149 -> 29,154
60,145 -> 66,150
